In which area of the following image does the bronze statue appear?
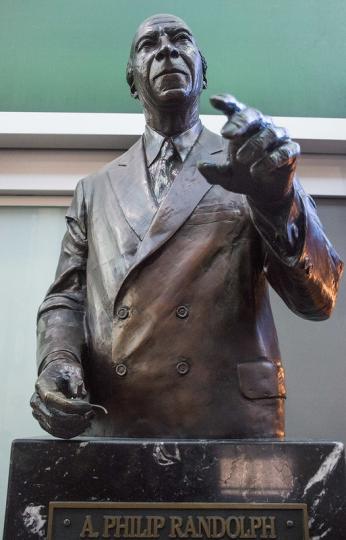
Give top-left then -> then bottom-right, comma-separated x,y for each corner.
30,14 -> 343,440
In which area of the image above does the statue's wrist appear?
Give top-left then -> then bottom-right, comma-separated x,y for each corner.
248,183 -> 294,214
38,351 -> 80,374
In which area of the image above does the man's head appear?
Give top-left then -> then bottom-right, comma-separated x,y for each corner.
126,14 -> 207,112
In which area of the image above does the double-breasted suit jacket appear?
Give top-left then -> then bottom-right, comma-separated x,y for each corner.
37,127 -> 343,439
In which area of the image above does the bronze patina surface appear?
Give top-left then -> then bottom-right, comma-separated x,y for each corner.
30,14 -> 343,439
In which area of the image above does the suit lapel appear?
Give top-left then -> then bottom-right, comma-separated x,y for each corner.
106,138 -> 157,241
110,126 -> 225,303
133,127 -> 225,270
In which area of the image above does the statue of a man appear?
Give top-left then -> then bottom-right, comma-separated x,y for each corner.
30,14 -> 343,440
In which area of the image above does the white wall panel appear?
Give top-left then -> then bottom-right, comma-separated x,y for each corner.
1,112 -> 346,153
1,150 -> 345,201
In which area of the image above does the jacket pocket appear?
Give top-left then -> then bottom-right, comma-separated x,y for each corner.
237,358 -> 286,399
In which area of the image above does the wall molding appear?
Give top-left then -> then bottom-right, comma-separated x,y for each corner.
0,195 -> 71,207
0,149 -> 345,202
1,112 -> 346,154
1,113 -> 345,203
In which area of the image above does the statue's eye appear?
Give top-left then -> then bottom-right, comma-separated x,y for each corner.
138,39 -> 155,51
173,32 -> 191,43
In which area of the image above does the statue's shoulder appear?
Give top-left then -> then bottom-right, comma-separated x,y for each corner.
198,126 -> 228,158
81,138 -> 143,193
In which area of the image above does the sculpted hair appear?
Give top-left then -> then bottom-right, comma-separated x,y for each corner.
126,51 -> 208,99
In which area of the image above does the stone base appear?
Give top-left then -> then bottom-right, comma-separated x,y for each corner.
4,439 -> 346,539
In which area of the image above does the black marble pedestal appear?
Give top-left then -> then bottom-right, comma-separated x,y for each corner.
4,439 -> 346,539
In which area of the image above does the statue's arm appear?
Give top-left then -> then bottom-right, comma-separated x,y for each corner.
197,93 -> 343,320
248,180 -> 344,320
37,180 -> 88,373
31,180 -> 94,439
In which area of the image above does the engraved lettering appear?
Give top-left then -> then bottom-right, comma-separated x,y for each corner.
102,516 -> 117,538
169,516 -> 184,537
249,517 -> 262,537
80,515 -> 100,538
128,516 -> 136,537
184,516 -> 198,537
167,514 -> 278,539
260,517 -> 277,539
149,516 -> 166,537
119,516 -> 130,537
209,516 -> 226,539
72,508 -> 281,539
225,517 -> 241,539
133,516 -> 143,537
238,516 -> 255,539
196,516 -> 210,538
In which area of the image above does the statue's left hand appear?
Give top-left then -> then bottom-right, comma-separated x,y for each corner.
198,94 -> 300,206
30,358 -> 94,439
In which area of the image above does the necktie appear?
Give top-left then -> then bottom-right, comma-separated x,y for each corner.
152,139 -> 182,204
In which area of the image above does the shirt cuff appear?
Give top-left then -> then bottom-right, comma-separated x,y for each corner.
247,184 -> 306,267
38,350 -> 81,375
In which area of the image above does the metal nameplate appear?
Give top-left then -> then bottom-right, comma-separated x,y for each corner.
47,502 -> 309,540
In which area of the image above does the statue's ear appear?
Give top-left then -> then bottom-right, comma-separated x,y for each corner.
199,51 -> 208,90
126,61 -> 139,100
130,84 -> 139,99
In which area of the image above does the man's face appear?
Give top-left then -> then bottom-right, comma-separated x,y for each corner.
130,15 -> 204,110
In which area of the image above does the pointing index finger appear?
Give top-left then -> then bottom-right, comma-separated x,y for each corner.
210,94 -> 245,117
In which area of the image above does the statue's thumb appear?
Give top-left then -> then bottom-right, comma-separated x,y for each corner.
68,376 -> 87,399
197,161 -> 233,189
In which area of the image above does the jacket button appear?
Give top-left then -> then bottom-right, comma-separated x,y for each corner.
176,305 -> 189,319
115,363 -> 127,377
176,360 -> 190,375
117,306 -> 129,320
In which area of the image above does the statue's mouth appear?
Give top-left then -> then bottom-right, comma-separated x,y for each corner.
153,68 -> 187,80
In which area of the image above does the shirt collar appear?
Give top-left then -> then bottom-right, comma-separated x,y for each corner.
144,120 -> 203,167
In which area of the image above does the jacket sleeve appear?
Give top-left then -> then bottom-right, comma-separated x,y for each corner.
248,178 -> 344,320
36,180 -> 88,373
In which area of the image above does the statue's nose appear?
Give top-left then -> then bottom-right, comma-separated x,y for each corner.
155,39 -> 179,61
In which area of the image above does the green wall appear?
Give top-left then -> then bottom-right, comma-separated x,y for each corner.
1,0 -> 346,117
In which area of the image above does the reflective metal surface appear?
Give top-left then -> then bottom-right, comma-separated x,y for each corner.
30,14 -> 343,440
